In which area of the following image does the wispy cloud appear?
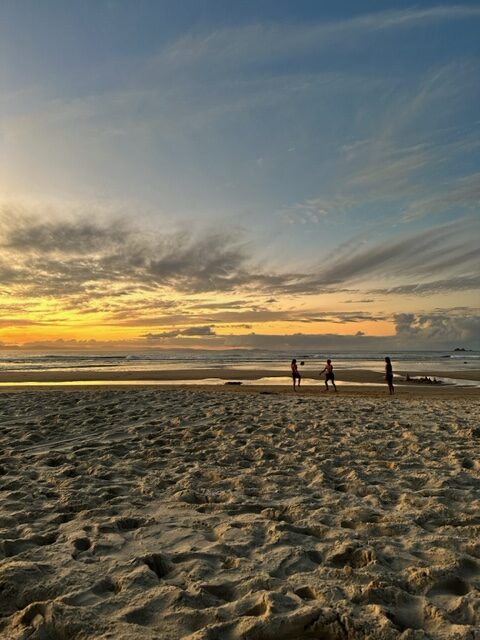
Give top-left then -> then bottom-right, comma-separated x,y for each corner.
371,274 -> 480,296
402,172 -> 480,221
347,143 -> 432,195
0,209 -> 250,296
309,219 -> 479,287
342,68 -> 479,199
0,318 -> 42,327
3,216 -> 128,254
160,6 -> 480,71
0,209 -> 477,310
279,62 -> 479,226
279,196 -> 350,225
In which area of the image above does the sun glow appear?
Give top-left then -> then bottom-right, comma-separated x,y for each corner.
0,285 -> 397,349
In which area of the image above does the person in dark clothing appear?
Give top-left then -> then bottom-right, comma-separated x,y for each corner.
291,358 -> 301,391
320,359 -> 337,392
385,356 -> 394,395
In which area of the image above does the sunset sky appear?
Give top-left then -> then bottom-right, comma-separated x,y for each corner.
0,1 -> 479,351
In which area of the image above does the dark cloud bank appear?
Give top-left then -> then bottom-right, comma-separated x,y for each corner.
139,311 -> 480,351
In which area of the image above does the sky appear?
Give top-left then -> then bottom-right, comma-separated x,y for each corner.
0,0 -> 479,352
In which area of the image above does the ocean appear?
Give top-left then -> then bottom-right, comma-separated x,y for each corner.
0,349 -> 478,378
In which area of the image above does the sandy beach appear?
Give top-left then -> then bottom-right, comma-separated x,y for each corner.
1,387 -> 479,639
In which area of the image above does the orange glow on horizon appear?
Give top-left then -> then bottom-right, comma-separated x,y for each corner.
1,319 -> 396,348
0,287 -> 396,349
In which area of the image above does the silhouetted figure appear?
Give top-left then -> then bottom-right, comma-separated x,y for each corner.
320,359 -> 337,392
291,359 -> 301,391
385,357 -> 394,394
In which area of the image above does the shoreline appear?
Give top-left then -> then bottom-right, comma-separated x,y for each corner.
0,366 -> 479,382
0,367 -> 478,398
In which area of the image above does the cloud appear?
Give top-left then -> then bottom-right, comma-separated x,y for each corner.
315,219 -> 479,286
372,274 -> 480,296
160,6 -> 480,72
280,128 -> 479,235
0,318 -> 42,327
112,309 -> 291,327
218,332 -> 426,352
115,309 -> 386,328
393,312 -> 480,345
280,197 -> 337,225
402,172 -> 480,221
303,312 -> 385,324
8,314 -> 479,352
344,299 -> 375,304
180,325 -> 215,336
3,309 -> 478,352
2,216 -> 128,254
221,309 -> 480,350
8,338 -> 138,352
143,325 -> 216,340
347,143 -> 432,195
1,209 -> 477,314
142,330 -> 178,340
279,66 -> 480,225
0,209 -> 251,296
0,207 -> 352,301
188,300 -> 251,310
0,342 -> 21,349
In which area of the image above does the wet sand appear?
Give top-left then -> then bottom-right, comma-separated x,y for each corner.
0,366 -> 478,387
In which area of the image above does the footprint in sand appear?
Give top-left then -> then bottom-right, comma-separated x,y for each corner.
327,543 -> 377,569
2,532 -> 57,559
72,537 -> 90,554
427,575 -> 471,597
293,585 -> 319,601
241,597 -> 269,617
115,516 -> 147,532
142,553 -> 173,579
200,582 -> 237,602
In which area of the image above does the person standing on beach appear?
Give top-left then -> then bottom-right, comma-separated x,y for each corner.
385,356 -> 394,394
320,359 -> 337,392
291,359 -> 301,391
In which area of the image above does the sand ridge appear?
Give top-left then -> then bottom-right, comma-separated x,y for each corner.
0,388 -> 479,639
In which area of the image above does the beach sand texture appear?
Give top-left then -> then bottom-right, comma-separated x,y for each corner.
1,388 -> 479,639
